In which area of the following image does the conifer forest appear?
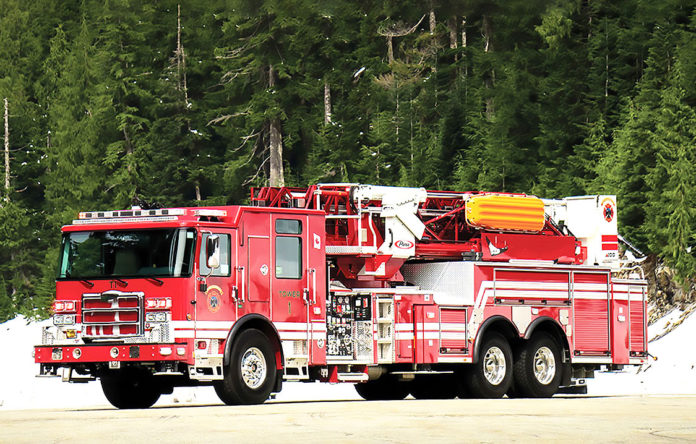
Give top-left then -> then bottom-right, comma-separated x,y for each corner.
1,0 -> 695,320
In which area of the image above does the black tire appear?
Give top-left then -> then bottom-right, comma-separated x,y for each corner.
354,375 -> 410,401
464,332 -> 513,398
214,328 -> 277,405
410,374 -> 457,399
512,332 -> 562,398
100,367 -> 161,409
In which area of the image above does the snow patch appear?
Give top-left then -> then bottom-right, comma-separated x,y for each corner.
588,306 -> 696,395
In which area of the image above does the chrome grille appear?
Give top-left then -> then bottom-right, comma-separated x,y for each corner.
82,290 -> 144,339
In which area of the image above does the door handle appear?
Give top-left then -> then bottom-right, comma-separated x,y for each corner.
236,266 -> 245,302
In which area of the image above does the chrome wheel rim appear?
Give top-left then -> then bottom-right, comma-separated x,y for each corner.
533,346 -> 556,385
240,347 -> 267,389
483,346 -> 506,386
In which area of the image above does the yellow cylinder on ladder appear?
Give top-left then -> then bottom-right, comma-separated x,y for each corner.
465,194 -> 546,232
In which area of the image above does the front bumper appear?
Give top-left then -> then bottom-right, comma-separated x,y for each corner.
34,343 -> 193,365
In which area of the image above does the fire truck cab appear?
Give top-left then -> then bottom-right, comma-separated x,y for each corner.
35,184 -> 648,408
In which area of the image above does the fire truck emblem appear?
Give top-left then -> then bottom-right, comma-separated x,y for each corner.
487,238 -> 509,256
601,198 -> 615,222
206,285 -> 223,313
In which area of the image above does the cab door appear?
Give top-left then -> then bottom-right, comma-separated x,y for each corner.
271,215 -> 308,331
195,230 -> 235,342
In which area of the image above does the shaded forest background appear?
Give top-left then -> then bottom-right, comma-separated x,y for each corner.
1,0 -> 695,321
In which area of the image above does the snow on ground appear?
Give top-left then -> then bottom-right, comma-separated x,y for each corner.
588,306 -> 696,396
1,308 -> 694,410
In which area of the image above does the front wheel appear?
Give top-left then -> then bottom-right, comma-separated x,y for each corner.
512,333 -> 562,398
464,332 -> 513,398
100,367 -> 161,409
214,328 -> 277,405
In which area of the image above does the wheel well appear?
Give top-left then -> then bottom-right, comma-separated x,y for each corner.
472,316 -> 519,363
524,317 -> 570,354
223,314 -> 283,370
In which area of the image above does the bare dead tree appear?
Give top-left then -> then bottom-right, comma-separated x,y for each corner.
378,14 -> 427,64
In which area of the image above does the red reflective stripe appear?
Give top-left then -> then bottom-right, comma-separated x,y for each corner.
601,235 -> 618,242
602,243 -> 618,250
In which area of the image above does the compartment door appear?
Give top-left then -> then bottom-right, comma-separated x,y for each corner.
573,272 -> 611,356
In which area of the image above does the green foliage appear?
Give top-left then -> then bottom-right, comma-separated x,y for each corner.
0,0 -> 696,319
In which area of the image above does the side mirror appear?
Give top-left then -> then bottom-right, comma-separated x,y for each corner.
206,235 -> 220,270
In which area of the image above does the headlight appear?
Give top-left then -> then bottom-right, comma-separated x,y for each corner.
53,314 -> 75,326
146,312 -> 167,322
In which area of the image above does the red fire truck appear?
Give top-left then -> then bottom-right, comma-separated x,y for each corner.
35,184 -> 648,408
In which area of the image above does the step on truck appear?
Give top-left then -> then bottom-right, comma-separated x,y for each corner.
35,184 -> 648,408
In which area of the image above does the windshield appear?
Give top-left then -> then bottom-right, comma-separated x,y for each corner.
58,228 -> 196,279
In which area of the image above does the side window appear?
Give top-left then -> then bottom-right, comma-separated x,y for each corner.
275,219 -> 302,279
200,233 -> 231,276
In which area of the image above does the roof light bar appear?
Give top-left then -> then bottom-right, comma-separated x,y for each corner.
193,209 -> 227,217
78,208 -> 186,219
72,216 -> 179,225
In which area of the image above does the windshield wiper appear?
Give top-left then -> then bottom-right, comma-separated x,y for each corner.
114,278 -> 128,287
146,277 -> 164,286
80,279 -> 94,288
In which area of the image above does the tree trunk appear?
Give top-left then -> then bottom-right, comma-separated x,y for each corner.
177,4 -> 190,107
482,15 -> 495,119
483,15 -> 493,53
269,119 -> 284,187
448,16 -> 458,49
462,17 -> 467,49
122,127 -> 133,173
387,35 -> 394,64
268,65 -> 285,187
462,17 -> 468,86
4,98 -> 9,202
430,10 -> 437,74
324,80 -> 332,125
604,18 -> 609,107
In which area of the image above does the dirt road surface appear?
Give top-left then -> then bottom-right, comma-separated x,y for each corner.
2,395 -> 695,443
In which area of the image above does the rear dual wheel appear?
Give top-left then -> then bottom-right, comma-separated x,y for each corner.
512,333 -> 562,398
464,332 -> 513,399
